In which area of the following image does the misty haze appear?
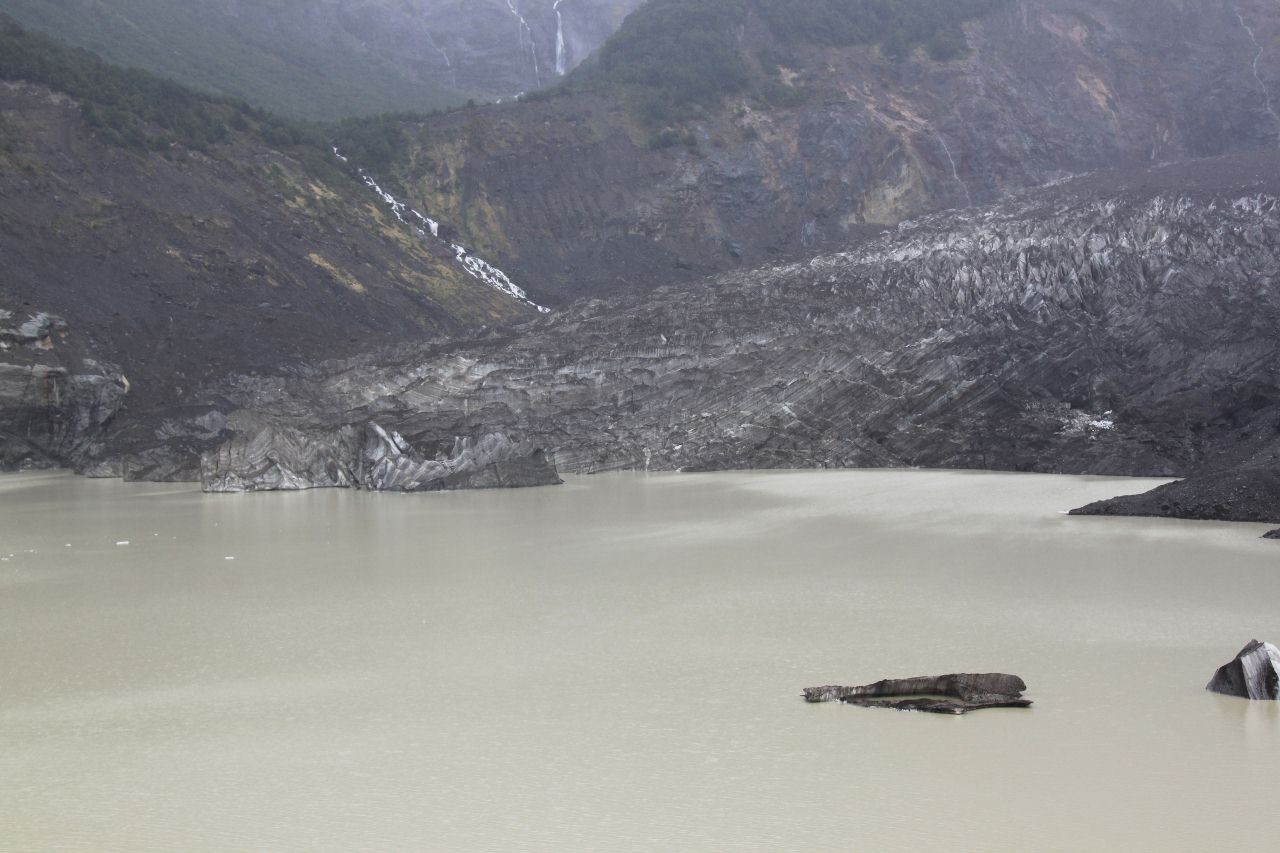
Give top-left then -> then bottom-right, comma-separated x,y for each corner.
1,1 -> 1278,850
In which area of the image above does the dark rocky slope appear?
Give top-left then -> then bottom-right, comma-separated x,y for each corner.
1072,467 -> 1280,527
354,0 -> 1280,303
0,80 -> 535,408
73,152 -> 1280,495
0,28 -> 552,471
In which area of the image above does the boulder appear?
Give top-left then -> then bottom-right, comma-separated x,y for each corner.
1206,640 -> 1280,700
804,673 -> 1031,715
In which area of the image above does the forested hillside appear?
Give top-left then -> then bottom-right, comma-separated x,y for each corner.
567,0 -> 1006,125
0,0 -> 645,118
0,0 -> 464,119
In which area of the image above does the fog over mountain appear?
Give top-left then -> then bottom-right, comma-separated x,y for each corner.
0,0 -> 643,117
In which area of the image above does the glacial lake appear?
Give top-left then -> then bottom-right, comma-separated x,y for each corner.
1,470 -> 1277,851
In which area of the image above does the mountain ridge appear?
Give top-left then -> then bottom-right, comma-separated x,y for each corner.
336,0 -> 1280,307
0,0 -> 645,118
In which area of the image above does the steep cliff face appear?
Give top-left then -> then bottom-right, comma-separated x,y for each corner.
0,0 -> 642,116
85,151 -> 1280,490
357,0 -> 1280,303
0,310 -> 127,470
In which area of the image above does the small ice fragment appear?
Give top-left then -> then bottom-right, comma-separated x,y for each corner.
115,541 -> 130,546
224,556 -> 235,561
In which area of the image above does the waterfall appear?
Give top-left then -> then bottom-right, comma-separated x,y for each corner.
554,0 -> 567,76
935,133 -> 974,208
332,148 -> 550,314
505,0 -> 542,86
423,27 -> 457,90
1235,7 -> 1280,147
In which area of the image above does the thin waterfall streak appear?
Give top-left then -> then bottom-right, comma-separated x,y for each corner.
1235,7 -> 1280,147
936,133 -> 974,208
422,26 -> 457,90
555,0 -> 567,75
505,0 -> 542,86
330,148 -> 550,314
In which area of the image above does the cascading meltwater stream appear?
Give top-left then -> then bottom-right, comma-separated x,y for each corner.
331,147 -> 550,314
554,0 -> 567,76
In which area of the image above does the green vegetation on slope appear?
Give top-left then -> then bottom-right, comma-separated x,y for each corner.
0,0 -> 464,121
567,0 -> 1007,126
0,14 -> 320,154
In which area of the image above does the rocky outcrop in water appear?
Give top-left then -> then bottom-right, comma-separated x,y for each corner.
805,674 -> 1032,715
1071,466 -> 1280,528
1206,641 -> 1280,700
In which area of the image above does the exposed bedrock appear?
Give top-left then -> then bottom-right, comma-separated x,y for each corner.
1206,641 -> 1280,700
1071,466 -> 1280,527
805,674 -> 1031,715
